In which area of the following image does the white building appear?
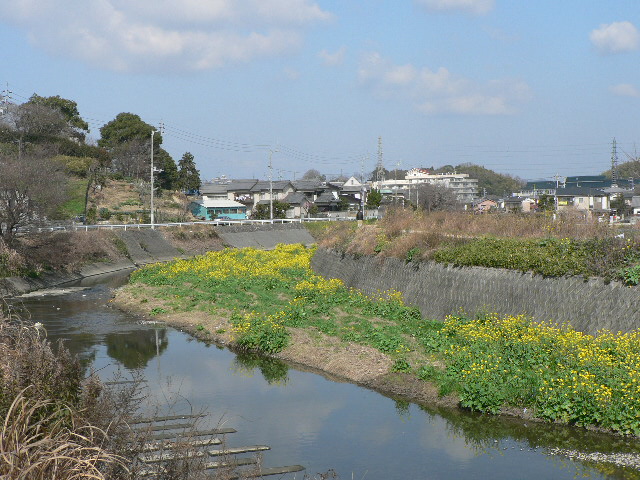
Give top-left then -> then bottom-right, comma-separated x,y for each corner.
373,168 -> 479,203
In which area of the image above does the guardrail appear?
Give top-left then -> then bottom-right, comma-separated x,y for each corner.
16,215 -> 381,234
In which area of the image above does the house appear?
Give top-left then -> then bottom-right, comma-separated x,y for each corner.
189,198 -> 248,220
250,180 -> 295,210
505,196 -> 536,213
555,187 -> 610,212
474,199 -> 497,213
281,192 -> 312,218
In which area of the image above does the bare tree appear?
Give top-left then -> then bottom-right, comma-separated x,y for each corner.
111,139 -> 149,179
1,103 -> 69,157
301,169 -> 326,182
0,152 -> 68,244
410,183 -> 460,212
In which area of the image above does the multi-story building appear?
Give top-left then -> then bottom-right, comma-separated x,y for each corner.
373,168 -> 479,203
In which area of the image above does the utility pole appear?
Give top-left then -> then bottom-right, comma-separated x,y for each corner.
268,147 -> 278,222
150,130 -> 155,229
552,173 -> 562,212
150,122 -> 164,229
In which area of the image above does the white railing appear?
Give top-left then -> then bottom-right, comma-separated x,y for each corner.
23,217 -> 334,233
15,210 -> 380,234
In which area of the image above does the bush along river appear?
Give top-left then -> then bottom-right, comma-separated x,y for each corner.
11,262 -> 640,479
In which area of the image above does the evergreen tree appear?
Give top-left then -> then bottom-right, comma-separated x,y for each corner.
366,188 -> 382,208
178,152 -> 201,192
156,148 -> 179,190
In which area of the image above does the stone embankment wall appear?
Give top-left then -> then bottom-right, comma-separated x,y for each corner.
311,249 -> 640,335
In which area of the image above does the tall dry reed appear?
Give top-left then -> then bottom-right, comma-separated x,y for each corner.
0,389 -> 126,480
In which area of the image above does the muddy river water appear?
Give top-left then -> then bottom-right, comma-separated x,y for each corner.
12,271 -> 640,479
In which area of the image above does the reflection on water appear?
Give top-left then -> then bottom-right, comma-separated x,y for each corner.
233,352 -> 290,385
14,272 -> 640,480
106,329 -> 168,369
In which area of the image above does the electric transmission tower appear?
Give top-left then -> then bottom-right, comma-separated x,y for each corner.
611,138 -> 618,187
375,136 -> 385,183
0,82 -> 12,116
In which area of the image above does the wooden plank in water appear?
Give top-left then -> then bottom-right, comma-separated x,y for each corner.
138,457 -> 257,477
140,445 -> 270,464
253,465 -> 306,477
141,437 -> 221,452
131,413 -> 207,424
134,422 -> 193,432
148,427 -> 236,441
203,457 -> 257,469
223,465 -> 306,479
208,445 -> 270,456
139,450 -> 206,463
104,380 -> 147,385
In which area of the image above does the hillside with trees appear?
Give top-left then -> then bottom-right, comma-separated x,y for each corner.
0,95 -> 201,244
601,152 -> 640,180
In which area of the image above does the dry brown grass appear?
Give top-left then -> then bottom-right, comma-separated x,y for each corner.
0,305 -> 131,479
162,225 -> 226,256
322,209 -> 616,262
11,230 -> 128,275
0,389 -> 127,480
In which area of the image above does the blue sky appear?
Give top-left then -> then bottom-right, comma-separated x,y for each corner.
1,0 -> 639,182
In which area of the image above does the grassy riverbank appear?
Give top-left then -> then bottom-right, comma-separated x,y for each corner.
312,210 -> 640,284
115,244 -> 640,436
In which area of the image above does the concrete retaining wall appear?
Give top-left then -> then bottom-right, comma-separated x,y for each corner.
0,224 -> 315,296
311,249 -> 640,334
0,228 -> 180,297
216,223 -> 315,249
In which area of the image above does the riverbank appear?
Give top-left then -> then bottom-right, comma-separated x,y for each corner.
112,283 -> 462,412
110,244 -> 640,439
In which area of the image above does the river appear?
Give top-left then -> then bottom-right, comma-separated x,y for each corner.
11,271 -> 640,480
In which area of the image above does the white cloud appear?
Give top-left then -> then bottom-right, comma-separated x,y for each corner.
610,83 -> 640,98
415,0 -> 495,15
590,21 -> 640,54
358,52 -> 531,115
318,46 -> 346,66
0,0 -> 332,73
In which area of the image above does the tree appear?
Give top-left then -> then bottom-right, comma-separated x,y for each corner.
98,113 -> 160,149
337,197 -> 350,211
410,183 -> 459,212
537,194 -> 555,212
1,102 -> 69,157
301,169 -> 326,182
27,94 -> 89,135
251,201 -> 289,220
99,113 -> 162,180
177,152 -> 201,192
434,163 -> 524,197
366,188 -> 382,208
156,148 -> 179,191
0,152 -> 68,244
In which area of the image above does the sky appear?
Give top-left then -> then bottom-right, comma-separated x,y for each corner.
1,0 -> 639,182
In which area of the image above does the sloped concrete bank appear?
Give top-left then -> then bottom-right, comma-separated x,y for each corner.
310,249 -> 640,335
0,229 -> 180,297
0,224 -> 316,297
215,223 -> 316,249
